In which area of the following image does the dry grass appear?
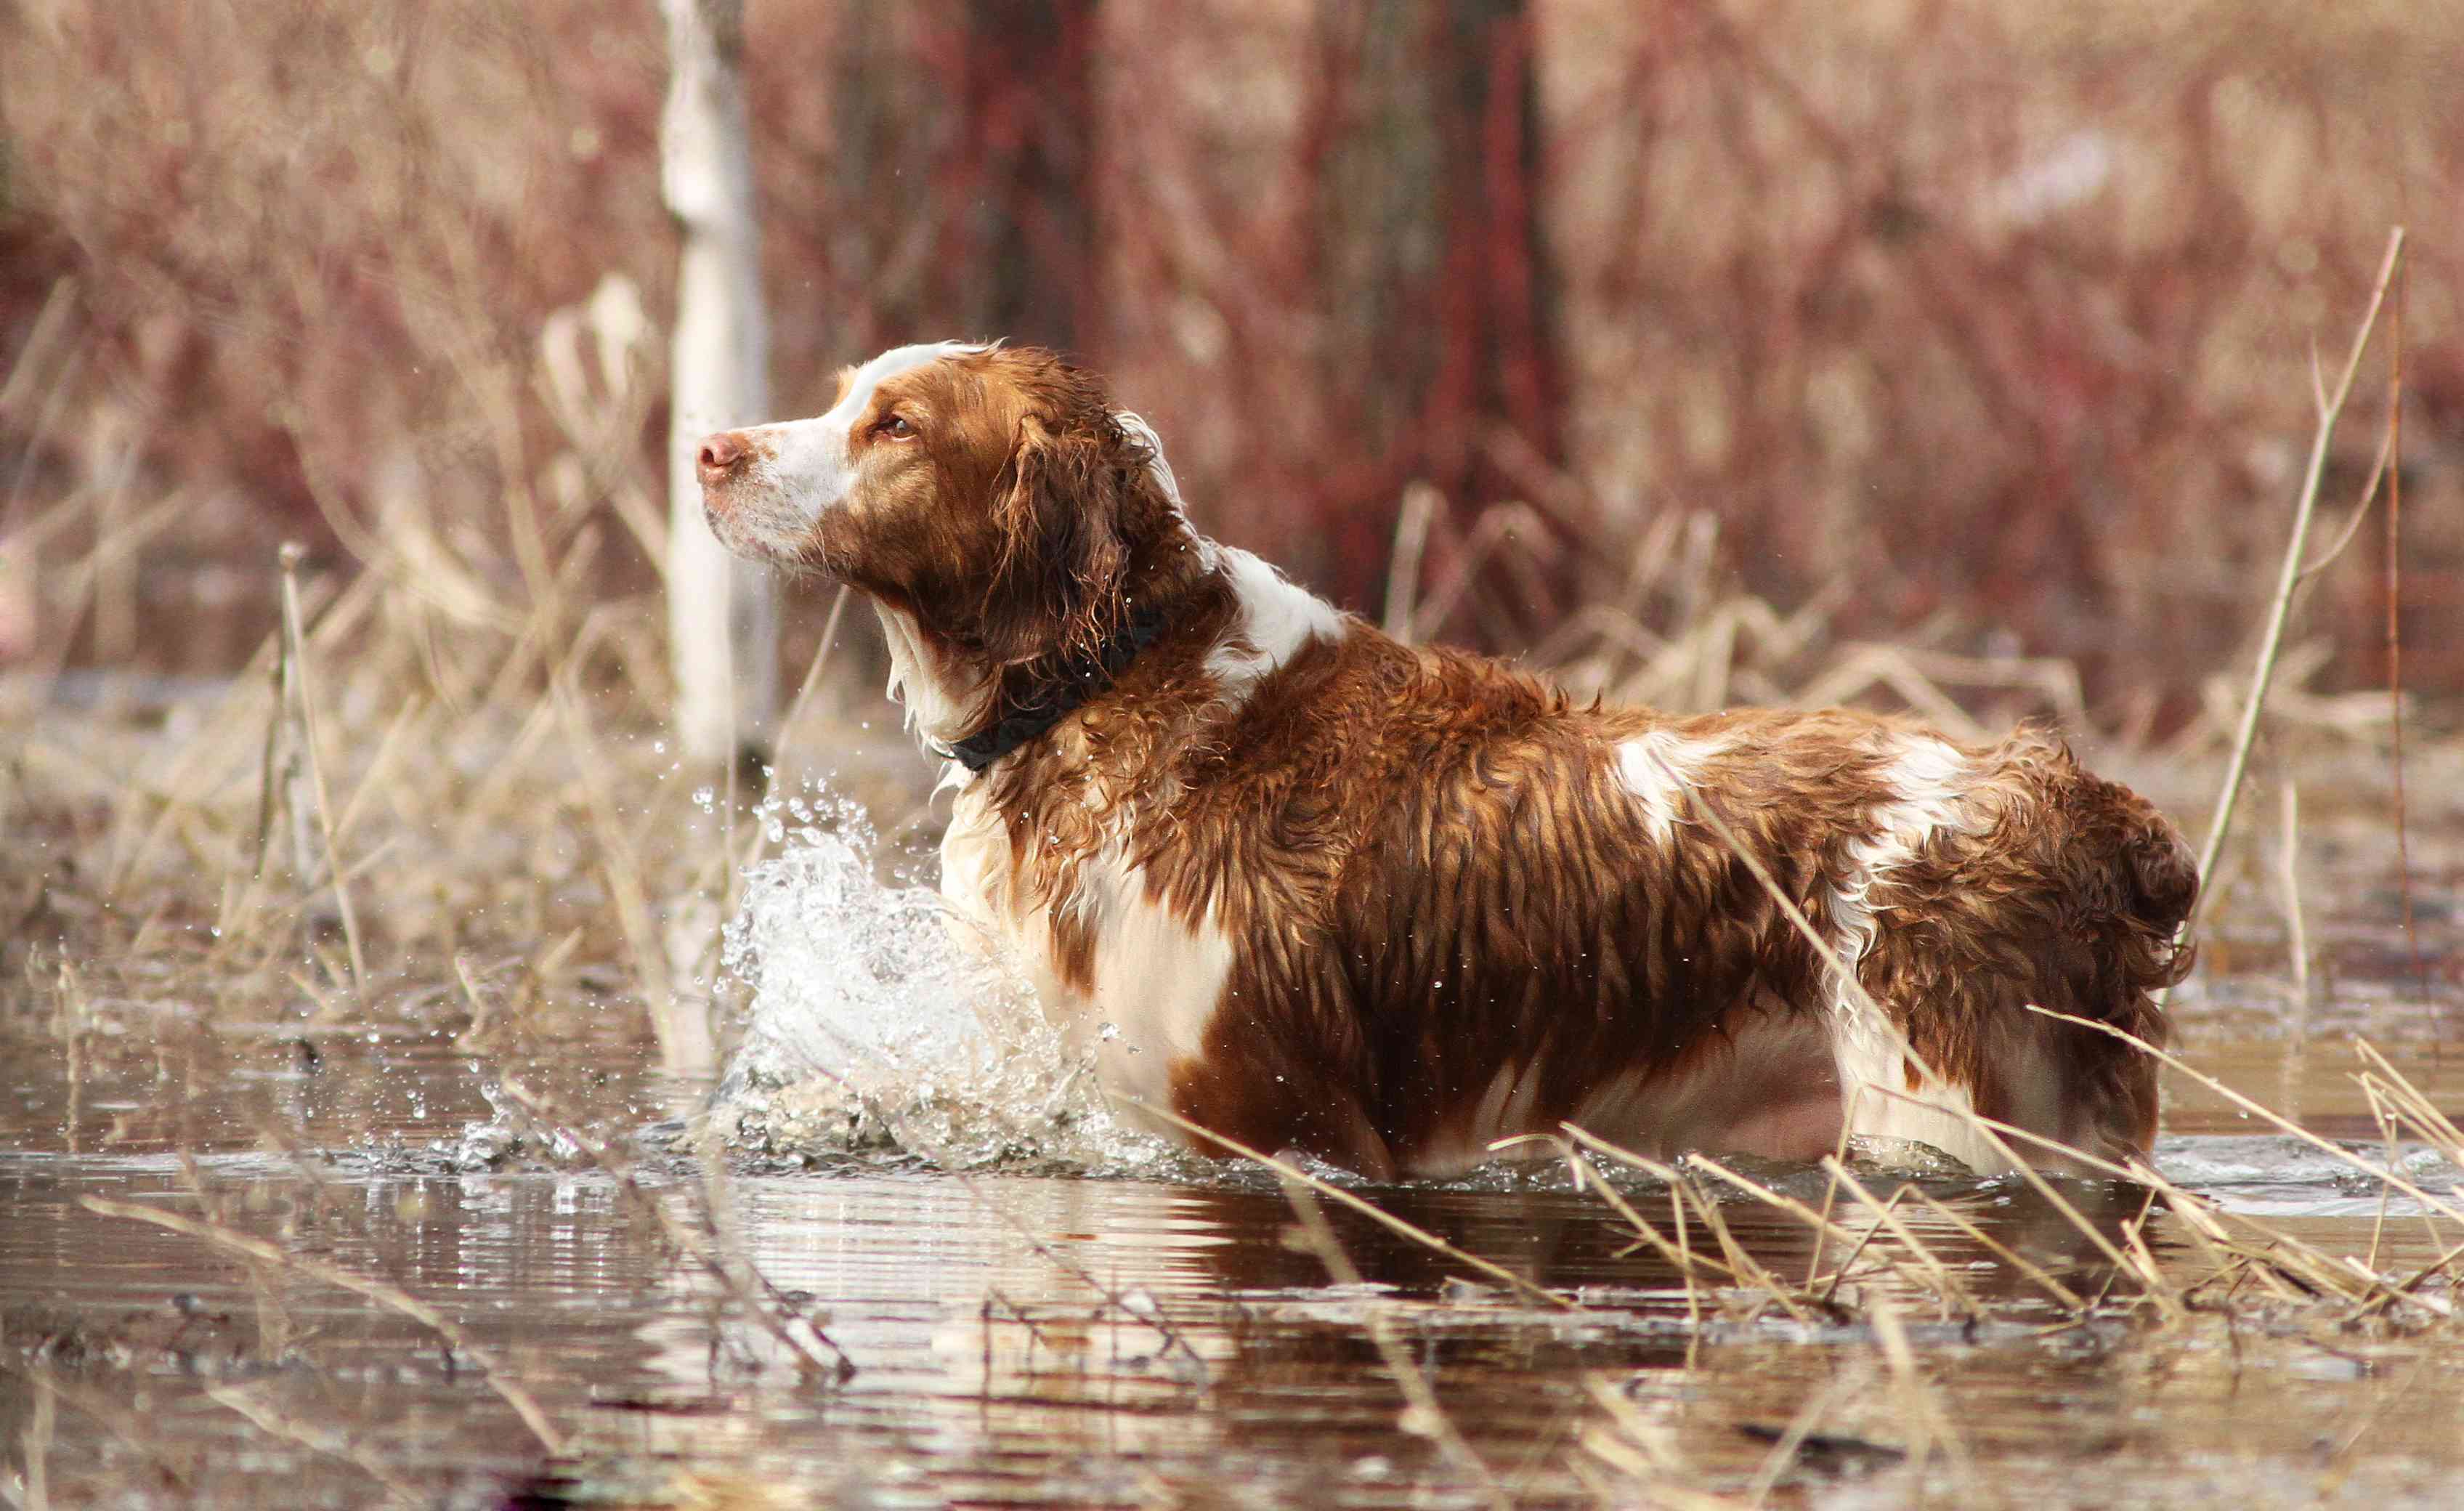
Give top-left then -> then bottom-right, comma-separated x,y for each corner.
3,0 -> 2460,711
1,154 -> 2450,1499
1,305 -> 2452,1510
0,7 -> 2457,1502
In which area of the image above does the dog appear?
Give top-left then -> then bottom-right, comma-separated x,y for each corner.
694,341 -> 2195,1178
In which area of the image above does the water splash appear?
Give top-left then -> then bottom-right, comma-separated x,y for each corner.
709,792 -> 1172,1172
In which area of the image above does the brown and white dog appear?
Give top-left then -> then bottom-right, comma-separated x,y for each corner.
696,341 -> 2195,1179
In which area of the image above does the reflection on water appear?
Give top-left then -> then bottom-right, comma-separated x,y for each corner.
4,1139 -> 2463,1510
2,793 -> 2460,1507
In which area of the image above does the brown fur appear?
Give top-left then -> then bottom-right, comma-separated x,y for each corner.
698,345 -> 2195,1178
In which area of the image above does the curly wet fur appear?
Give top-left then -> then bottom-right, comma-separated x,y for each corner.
697,344 -> 2197,1178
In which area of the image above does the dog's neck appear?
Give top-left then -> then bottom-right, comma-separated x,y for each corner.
873,526 -> 1224,771
940,605 -> 1172,773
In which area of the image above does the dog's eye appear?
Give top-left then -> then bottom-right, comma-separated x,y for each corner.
878,414 -> 916,439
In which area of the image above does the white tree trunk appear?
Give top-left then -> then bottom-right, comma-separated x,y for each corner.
660,0 -> 777,768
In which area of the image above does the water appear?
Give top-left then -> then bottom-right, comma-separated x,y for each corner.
4,784 -> 2462,1507
708,801 -> 1169,1175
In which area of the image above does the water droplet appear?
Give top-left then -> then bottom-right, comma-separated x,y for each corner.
1098,1021 -> 1120,1041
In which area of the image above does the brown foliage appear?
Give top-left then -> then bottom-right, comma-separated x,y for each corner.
1,0 -> 2458,715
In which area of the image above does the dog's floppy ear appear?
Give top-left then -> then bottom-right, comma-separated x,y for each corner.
976,410 -> 1131,667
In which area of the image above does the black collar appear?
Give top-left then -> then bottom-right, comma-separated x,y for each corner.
941,610 -> 1170,774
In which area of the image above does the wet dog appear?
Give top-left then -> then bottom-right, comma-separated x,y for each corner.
695,341 -> 2194,1178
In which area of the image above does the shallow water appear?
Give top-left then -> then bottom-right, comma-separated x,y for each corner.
4,782 -> 2462,1508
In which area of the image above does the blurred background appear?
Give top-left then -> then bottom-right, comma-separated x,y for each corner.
1,0 -> 2457,737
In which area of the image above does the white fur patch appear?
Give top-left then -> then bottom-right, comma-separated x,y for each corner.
1825,735 -> 1974,1015
1203,547 -> 1348,702
1820,734 -> 2008,1171
873,601 -> 994,755
936,788 -> 1234,1137
1080,858 -> 1238,1119
1612,729 -> 1734,844
735,340 -> 987,530
1112,412 -> 1186,516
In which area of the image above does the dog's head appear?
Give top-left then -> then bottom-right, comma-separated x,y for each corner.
697,342 -> 1183,669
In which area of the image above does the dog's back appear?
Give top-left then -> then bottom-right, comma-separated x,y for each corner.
1154,633 -> 2192,1176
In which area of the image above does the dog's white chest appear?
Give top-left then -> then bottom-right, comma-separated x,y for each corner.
939,787 -> 1236,1125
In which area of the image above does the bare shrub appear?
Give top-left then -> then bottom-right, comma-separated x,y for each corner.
2,0 -> 2457,720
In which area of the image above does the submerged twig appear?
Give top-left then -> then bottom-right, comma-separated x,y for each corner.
78,1194 -> 567,1454
205,1382 -> 421,1507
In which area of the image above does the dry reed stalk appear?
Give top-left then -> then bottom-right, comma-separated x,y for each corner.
1917,1097 -> 2455,1322
203,1382 -> 421,1508
1669,1180 -> 1704,1367
37,490 -> 185,679
1494,1132 -> 1743,1347
1899,1186 -> 2087,1312
2354,1042 -> 2464,1169
17,1364 -> 53,1511
762,583 -> 854,781
48,957 -> 89,1156
1277,1178 -> 1512,1511
1805,1159 -> 1976,1319
1865,1292 -> 1974,1494
275,543 -> 366,990
1812,1183 -> 1918,1308
1408,501 -> 1555,645
2362,1079 -> 2406,1274
0,1362 -> 195,1498
323,695 -> 427,851
1382,482 -> 1440,643
2275,780 -> 2310,1008
0,275 -> 80,428
76,1194 -> 567,1453
1542,1141 -> 1741,1288
1142,1103 -> 1573,1310
1557,1137 -> 1817,1324
2383,251 -> 2426,1011
2188,227 -> 2405,929
548,674 -> 694,1072
1573,1379 -> 1748,1510
110,571 -> 377,904
1739,1370 -> 1863,1510
175,1149 -> 296,1361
